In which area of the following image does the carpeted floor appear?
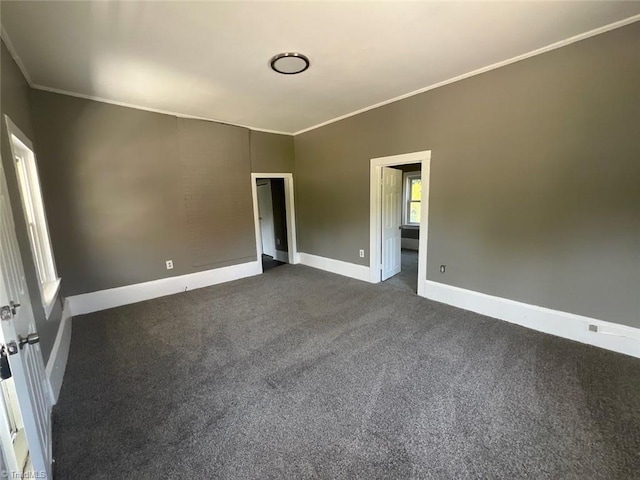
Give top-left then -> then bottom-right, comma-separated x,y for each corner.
53,264 -> 640,479
384,249 -> 419,293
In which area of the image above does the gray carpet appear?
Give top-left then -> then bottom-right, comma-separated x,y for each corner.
384,249 -> 419,293
53,264 -> 640,479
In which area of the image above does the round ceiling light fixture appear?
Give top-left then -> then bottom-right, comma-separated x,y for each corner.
269,52 -> 310,75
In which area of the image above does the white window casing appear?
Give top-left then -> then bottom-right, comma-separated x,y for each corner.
5,116 -> 61,318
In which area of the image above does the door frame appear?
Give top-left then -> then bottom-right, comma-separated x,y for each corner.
369,151 -> 431,296
250,173 -> 299,272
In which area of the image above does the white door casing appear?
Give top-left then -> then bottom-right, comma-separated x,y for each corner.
381,167 -> 403,281
256,181 -> 276,258
370,151 -> 431,296
0,161 -> 52,478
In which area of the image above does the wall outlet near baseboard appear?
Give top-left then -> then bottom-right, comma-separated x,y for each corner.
166,260 -> 174,270
440,265 -> 446,273
359,249 -> 365,258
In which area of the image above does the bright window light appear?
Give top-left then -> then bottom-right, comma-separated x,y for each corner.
404,172 -> 421,225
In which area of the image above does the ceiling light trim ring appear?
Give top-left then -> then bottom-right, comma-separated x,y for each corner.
270,52 -> 310,75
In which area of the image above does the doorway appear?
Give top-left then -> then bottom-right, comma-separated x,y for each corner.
369,151 -> 431,297
380,164 -> 422,293
251,173 -> 299,273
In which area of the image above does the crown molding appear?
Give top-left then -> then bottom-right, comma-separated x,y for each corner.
31,84 -> 292,136
4,13 -> 639,137
293,14 -> 640,135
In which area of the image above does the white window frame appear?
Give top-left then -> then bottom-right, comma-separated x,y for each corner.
403,171 -> 422,226
5,116 -> 60,319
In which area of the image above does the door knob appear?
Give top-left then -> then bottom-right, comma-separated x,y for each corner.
18,333 -> 39,349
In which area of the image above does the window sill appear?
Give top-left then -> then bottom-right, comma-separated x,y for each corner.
402,224 -> 420,230
42,278 -> 61,320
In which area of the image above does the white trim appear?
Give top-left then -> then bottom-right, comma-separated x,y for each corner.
0,25 -> 34,87
293,15 -> 640,136
298,253 -> 370,282
5,115 -> 61,315
5,15 -> 636,137
45,299 -> 72,404
423,280 -> 640,359
370,151 -> 431,296
251,173 -> 300,270
41,278 -> 61,320
68,260 -> 261,315
31,85 -> 292,136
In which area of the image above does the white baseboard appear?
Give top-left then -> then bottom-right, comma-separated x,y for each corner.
68,260 -> 261,316
423,280 -> 640,359
401,238 -> 419,251
46,299 -> 72,404
299,253 -> 370,282
273,250 -> 289,263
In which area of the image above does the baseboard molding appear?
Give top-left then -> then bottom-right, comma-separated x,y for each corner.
298,253 -> 370,282
273,250 -> 289,263
423,280 -> 640,358
46,299 -> 72,404
401,238 -> 419,251
68,260 -> 261,316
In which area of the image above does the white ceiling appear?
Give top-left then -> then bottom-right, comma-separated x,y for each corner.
2,1 -> 639,135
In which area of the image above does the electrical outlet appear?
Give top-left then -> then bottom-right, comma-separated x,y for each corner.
440,265 -> 446,273
166,260 -> 174,270
359,249 -> 365,258
588,324 -> 598,332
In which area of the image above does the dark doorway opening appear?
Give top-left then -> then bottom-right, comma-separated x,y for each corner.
256,177 -> 288,272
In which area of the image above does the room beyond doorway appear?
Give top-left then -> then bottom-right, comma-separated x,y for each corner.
383,249 -> 419,293
250,173 -> 299,274
369,151 -> 431,296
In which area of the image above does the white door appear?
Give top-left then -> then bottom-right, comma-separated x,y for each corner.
257,181 -> 276,258
381,167 -> 402,281
0,162 -> 52,479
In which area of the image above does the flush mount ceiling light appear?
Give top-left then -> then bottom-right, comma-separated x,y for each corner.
270,52 -> 310,75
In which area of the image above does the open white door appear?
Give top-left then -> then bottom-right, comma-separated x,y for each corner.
0,162 -> 52,479
381,167 -> 402,281
256,181 -> 276,258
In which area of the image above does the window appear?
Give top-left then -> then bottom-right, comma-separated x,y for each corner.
5,116 -> 60,318
404,172 -> 422,225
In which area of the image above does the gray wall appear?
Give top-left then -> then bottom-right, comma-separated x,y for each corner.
250,130 -> 294,173
294,23 -> 640,328
30,91 -> 288,296
178,118 -> 255,269
1,40 -> 62,363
